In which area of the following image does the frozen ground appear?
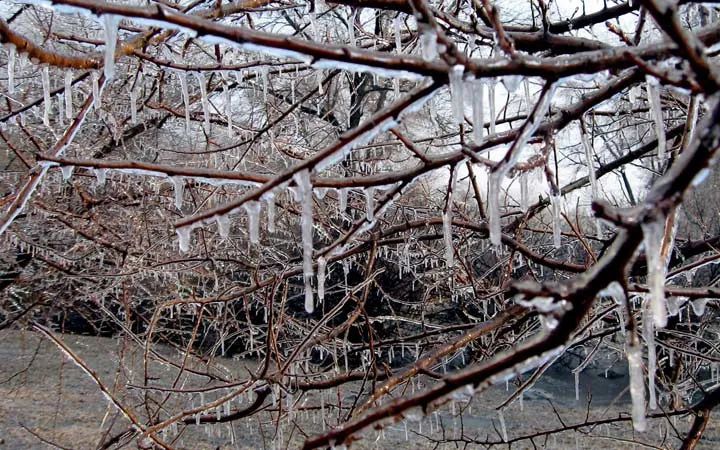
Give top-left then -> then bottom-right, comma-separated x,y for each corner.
0,330 -> 718,449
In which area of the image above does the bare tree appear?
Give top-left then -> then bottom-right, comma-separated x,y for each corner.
2,0 -> 720,448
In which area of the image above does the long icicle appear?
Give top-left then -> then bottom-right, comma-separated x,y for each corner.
641,214 -> 669,328
294,169 -> 314,313
178,71 -> 191,133
449,65 -> 464,125
41,66 -> 51,126
103,15 -> 120,82
194,72 -> 211,132
488,78 -> 497,136
443,167 -> 458,268
7,44 -> 16,94
64,71 -> 73,119
489,82 -> 556,247
646,76 -> 666,159
643,303 -> 658,410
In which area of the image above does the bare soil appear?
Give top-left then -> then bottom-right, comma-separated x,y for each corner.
0,330 -> 717,449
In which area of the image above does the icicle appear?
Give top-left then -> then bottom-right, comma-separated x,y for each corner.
443,168 -> 458,268
6,44 -> 15,94
449,65 -> 464,125
488,78 -> 497,135
686,96 -> 701,148
519,172 -> 529,212
194,72 -> 211,132
57,94 -> 64,127
64,71 -> 73,119
60,166 -> 74,182
550,194 -> 562,249
260,66 -> 268,101
294,169 -> 314,313
574,371 -> 580,401
581,127 -> 598,200
347,10 -> 356,45
103,15 -> 120,82
317,71 -> 324,95
471,78 -> 484,143
644,305 -> 658,410
244,201 -> 261,244
129,86 -> 137,123
646,76 -> 666,159
265,194 -> 276,233
317,256 -> 327,303
502,76 -> 521,93
309,13 -> 319,41
498,410 -> 508,442
627,339 -> 646,431
178,71 -> 191,133
92,71 -> 101,110
41,66 -> 51,126
488,172 -> 502,247
95,168 -> 107,186
393,17 -> 402,53
223,81 -> 232,135
419,24 -> 437,61
523,78 -> 531,112
338,189 -> 347,216
641,216 -> 668,328
217,214 -> 230,239
365,187 -> 375,222
171,177 -> 184,210
177,226 -> 191,253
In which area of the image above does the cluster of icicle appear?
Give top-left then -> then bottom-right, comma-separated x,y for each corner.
5,15 -> 120,126
488,83 -> 557,249
447,70 -> 558,250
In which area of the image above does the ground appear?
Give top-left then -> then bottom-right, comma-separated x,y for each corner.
0,330 -> 717,449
